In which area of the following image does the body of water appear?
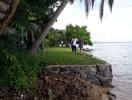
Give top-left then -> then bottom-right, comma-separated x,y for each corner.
90,43 -> 132,100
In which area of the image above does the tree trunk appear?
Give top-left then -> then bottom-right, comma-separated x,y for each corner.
0,0 -> 20,35
30,0 -> 68,54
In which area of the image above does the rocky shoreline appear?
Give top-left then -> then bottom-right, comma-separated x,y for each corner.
47,64 -> 113,86
0,64 -> 116,100
45,64 -> 116,100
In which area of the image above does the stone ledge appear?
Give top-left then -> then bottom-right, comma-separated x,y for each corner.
44,64 -> 115,100
46,64 -> 113,87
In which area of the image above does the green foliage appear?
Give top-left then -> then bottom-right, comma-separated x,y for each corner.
11,0 -> 60,31
0,49 -> 45,91
65,24 -> 91,44
45,25 -> 92,47
0,35 -> 46,92
43,39 -> 50,48
27,0 -> 60,26
9,0 -> 61,50
46,28 -> 65,47
12,0 -> 59,25
0,34 -> 25,51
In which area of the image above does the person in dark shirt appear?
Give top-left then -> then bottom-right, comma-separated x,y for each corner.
78,38 -> 83,54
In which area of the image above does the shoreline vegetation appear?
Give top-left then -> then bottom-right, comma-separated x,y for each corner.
0,47 -> 115,100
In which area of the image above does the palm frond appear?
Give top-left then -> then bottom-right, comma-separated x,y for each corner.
108,0 -> 114,11
91,0 -> 95,9
85,0 -> 91,16
69,0 -> 113,20
84,0 -> 96,16
69,0 -> 75,4
99,0 -> 104,20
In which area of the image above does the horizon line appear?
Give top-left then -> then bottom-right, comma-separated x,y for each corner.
93,41 -> 132,43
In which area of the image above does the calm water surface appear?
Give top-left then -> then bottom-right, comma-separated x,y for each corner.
90,43 -> 132,100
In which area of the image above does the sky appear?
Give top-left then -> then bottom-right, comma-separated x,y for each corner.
53,0 -> 132,42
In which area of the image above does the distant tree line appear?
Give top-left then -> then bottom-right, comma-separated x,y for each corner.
45,24 -> 92,47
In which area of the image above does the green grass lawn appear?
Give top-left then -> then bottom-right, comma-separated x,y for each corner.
38,47 -> 105,65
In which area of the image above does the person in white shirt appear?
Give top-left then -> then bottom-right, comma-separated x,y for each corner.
71,37 -> 78,54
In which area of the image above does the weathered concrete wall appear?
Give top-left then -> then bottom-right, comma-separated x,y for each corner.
46,64 -> 113,87
45,64 -> 115,100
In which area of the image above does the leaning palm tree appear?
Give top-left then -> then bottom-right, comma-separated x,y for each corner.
0,0 -> 114,53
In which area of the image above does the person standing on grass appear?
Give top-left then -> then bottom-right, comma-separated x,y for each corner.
71,37 -> 78,54
78,38 -> 83,54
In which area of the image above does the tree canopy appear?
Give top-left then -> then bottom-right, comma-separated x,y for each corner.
46,28 -> 65,47
65,24 -> 91,45
11,0 -> 60,27
45,24 -> 92,47
8,0 -> 61,49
